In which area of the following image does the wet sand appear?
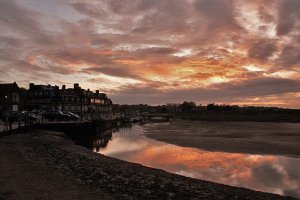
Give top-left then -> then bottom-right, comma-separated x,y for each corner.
143,119 -> 300,157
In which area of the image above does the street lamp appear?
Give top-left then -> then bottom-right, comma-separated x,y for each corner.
4,95 -> 8,111
3,95 -> 9,132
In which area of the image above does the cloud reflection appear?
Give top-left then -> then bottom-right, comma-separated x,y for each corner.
100,126 -> 300,198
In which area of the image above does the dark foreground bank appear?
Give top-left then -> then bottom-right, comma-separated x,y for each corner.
0,130 -> 297,200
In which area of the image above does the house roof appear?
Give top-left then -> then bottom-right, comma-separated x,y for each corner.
0,82 -> 25,96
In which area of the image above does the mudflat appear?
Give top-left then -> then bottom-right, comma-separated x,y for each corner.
143,119 -> 300,157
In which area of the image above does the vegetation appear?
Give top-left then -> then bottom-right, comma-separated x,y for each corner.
112,102 -> 300,122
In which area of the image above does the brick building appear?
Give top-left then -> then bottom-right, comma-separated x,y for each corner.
26,83 -> 59,111
26,83 -> 112,119
0,82 -> 25,113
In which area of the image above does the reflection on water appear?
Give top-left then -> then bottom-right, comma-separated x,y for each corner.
95,126 -> 300,198
85,124 -> 299,198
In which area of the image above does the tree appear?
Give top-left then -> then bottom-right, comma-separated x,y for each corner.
207,103 -> 217,111
180,101 -> 196,112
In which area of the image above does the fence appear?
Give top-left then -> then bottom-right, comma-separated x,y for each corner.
0,115 -> 38,137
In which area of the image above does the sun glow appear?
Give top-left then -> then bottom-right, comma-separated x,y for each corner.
173,49 -> 198,57
207,76 -> 232,84
267,71 -> 296,78
243,65 -> 266,72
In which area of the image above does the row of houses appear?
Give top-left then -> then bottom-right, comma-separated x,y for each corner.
0,82 -> 112,116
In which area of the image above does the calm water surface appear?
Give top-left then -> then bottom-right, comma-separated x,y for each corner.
94,124 -> 300,198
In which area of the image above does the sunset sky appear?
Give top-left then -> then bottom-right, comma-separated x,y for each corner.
0,0 -> 300,107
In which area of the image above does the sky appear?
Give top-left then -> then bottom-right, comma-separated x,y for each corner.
0,0 -> 300,107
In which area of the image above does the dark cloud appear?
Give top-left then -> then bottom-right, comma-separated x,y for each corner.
91,38 -> 114,48
0,0 -> 41,36
278,45 -> 300,67
0,0 -> 59,47
111,77 -> 300,104
85,66 -> 139,79
0,36 -> 24,48
41,49 -> 115,67
193,0 -> 238,30
133,47 -> 177,56
277,0 -> 300,36
132,0 -> 191,35
196,77 -> 300,99
248,39 -> 277,62
72,2 -> 108,19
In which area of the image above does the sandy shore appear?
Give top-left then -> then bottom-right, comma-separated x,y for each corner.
0,130 -> 297,200
143,119 -> 300,157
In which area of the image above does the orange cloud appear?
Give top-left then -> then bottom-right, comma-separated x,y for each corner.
1,0 -> 300,107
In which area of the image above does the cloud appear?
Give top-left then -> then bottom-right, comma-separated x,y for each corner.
248,39 -> 278,62
71,2 -> 108,19
0,0 -> 299,107
277,45 -> 300,67
193,0 -> 238,30
277,0 -> 300,36
85,66 -> 139,79
251,158 -> 300,199
111,77 -> 300,105
0,0 -> 41,36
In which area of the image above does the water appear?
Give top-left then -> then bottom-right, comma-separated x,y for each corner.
86,123 -> 300,198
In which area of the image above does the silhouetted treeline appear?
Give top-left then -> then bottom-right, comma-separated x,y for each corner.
113,102 -> 300,122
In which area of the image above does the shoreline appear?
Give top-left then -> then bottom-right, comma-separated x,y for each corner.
0,130 -> 297,200
174,111 -> 300,123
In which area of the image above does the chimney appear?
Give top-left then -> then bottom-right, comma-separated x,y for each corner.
74,83 -> 79,90
29,83 -> 35,90
96,90 -> 99,94
62,85 -> 66,90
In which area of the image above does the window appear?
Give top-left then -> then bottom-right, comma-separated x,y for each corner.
12,105 -> 18,111
12,93 -> 19,102
95,99 -> 101,104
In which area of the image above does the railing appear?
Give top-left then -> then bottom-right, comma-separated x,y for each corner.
0,112 -> 125,137
0,114 -> 39,137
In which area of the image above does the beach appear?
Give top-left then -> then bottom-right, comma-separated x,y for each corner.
143,120 -> 300,157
